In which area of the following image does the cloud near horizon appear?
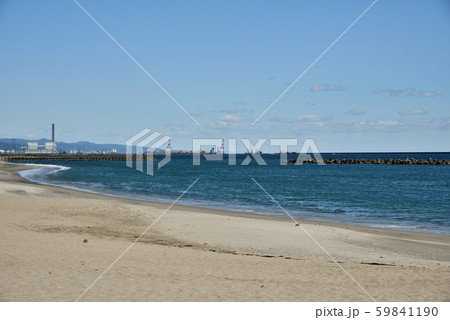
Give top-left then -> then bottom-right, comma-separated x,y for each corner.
289,117 -> 450,133
346,109 -> 366,115
296,114 -> 332,122
399,110 -> 429,116
219,114 -> 243,122
216,107 -> 252,114
208,114 -> 246,129
374,88 -> 439,97
419,91 -> 439,97
311,84 -> 347,92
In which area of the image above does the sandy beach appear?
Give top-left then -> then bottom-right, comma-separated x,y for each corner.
0,161 -> 449,302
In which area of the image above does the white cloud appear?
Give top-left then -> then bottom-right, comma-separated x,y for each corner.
346,109 -> 366,115
373,88 -> 439,97
311,84 -> 346,92
296,114 -> 320,121
217,107 -> 252,114
419,91 -> 438,97
208,114 -> 246,129
399,110 -> 429,116
330,119 -> 404,132
219,114 -> 242,122
415,117 -> 450,130
378,121 -> 399,126
208,120 -> 237,129
311,85 -> 327,92
388,88 -> 416,97
296,114 -> 332,122
219,108 -> 238,114
286,116 -> 450,133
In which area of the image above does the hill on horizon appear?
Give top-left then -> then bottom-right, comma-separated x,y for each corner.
0,138 -> 126,153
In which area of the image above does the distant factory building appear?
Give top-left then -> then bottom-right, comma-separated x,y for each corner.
26,142 -> 39,152
25,141 -> 56,154
24,124 -> 57,154
45,142 -> 56,153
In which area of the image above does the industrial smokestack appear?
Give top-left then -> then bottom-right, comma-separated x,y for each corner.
52,124 -> 55,143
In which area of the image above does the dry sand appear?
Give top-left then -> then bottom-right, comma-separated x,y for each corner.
0,161 -> 449,301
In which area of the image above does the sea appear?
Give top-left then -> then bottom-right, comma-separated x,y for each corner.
18,152 -> 450,234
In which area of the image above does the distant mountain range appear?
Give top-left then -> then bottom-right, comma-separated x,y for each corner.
0,138 -> 127,153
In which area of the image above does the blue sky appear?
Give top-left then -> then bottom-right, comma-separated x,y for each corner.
1,0 -> 449,152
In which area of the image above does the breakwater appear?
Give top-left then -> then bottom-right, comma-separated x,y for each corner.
1,154 -> 449,165
288,157 -> 449,165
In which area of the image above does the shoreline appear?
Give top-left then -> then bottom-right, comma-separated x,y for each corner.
14,161 -> 449,235
1,161 -> 449,301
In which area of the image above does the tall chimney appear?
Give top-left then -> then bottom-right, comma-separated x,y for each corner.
52,123 -> 55,143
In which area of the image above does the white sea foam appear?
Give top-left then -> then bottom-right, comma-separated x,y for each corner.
17,163 -> 71,180
375,225 -> 426,230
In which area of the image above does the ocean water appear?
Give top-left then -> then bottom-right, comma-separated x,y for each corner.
18,153 -> 450,234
